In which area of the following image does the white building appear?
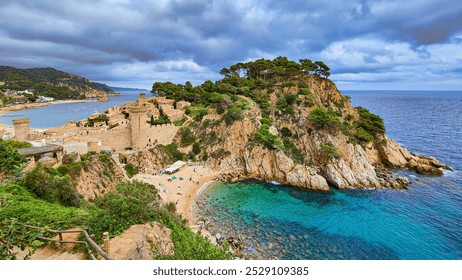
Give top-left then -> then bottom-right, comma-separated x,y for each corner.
37,96 -> 55,102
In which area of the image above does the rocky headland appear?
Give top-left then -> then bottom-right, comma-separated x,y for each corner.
154,60 -> 452,192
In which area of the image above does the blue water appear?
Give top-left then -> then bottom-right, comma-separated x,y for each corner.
197,90 -> 462,260
0,88 -> 147,128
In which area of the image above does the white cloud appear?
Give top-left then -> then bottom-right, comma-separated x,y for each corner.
319,35 -> 462,89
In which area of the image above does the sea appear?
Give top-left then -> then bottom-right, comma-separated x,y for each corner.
194,90 -> 462,260
0,88 -> 146,128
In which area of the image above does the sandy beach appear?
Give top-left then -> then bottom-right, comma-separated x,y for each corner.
0,99 -> 102,117
132,164 -> 220,236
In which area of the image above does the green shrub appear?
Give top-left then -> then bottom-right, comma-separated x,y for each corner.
223,108 -> 243,125
52,175 -> 81,207
298,88 -> 311,95
85,181 -> 159,242
308,107 -> 340,128
0,218 -> 45,260
280,127 -> 292,137
173,119 -> 185,126
283,139 -> 304,164
355,127 -> 375,143
98,152 -> 110,163
160,144 -> 185,161
23,164 -> 81,207
320,143 -> 340,159
276,94 -> 299,114
124,164 -> 139,178
304,98 -> 315,107
192,142 -> 201,155
0,139 -> 31,176
356,106 -> 386,136
157,213 -> 232,260
253,124 -> 282,149
23,164 -> 54,201
260,117 -> 273,125
180,128 -> 196,147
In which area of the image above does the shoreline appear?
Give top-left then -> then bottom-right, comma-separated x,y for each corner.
0,99 -> 102,117
131,165 -> 220,240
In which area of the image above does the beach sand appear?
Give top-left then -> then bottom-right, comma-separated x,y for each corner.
132,164 -> 219,238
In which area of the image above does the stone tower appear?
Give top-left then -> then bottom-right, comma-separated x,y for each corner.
12,118 -> 30,141
129,107 -> 147,149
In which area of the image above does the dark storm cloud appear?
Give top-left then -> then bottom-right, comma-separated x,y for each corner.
0,0 -> 461,89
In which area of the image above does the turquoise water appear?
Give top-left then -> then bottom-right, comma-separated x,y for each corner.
196,91 -> 462,260
0,88 -> 146,128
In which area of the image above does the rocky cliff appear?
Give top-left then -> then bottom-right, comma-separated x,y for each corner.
73,154 -> 127,200
179,75 -> 451,191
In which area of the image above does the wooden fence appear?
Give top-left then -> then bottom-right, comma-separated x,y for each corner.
18,223 -> 114,260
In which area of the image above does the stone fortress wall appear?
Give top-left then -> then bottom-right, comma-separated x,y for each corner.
10,93 -> 190,155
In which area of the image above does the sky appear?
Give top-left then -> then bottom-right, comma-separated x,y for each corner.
0,0 -> 461,91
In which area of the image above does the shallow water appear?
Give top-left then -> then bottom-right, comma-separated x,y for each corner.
195,91 -> 462,260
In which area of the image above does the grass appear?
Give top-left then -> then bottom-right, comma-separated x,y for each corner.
0,184 -> 90,229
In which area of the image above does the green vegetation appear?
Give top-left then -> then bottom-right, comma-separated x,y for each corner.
151,56 -> 332,125
1,180 -> 231,260
123,164 -> 139,178
192,142 -> 201,155
276,93 -> 300,115
85,114 -> 108,127
0,66 -> 113,100
85,181 -> 158,241
0,139 -> 31,177
283,139 -> 304,164
160,143 -> 185,161
320,143 -> 340,159
298,88 -> 311,95
173,119 -> 185,126
0,218 -> 45,260
148,116 -> 170,126
23,164 -> 81,207
0,183 -> 89,229
338,107 -> 386,145
308,107 -> 340,128
223,108 -> 244,125
158,214 -> 232,260
180,127 -> 196,147
356,106 -> 386,136
280,127 -> 292,137
185,105 -> 207,121
253,124 -> 282,149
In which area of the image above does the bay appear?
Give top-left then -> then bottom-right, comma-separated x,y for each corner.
195,90 -> 462,260
0,88 -> 147,128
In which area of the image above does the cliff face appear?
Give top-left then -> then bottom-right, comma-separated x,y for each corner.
185,75 -> 451,191
125,147 -> 173,174
74,155 -> 127,201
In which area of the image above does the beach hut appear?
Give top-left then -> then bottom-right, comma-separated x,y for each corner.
164,160 -> 186,174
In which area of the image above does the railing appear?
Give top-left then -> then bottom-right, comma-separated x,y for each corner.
18,223 -> 114,260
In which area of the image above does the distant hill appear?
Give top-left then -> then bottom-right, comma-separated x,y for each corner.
0,66 -> 114,100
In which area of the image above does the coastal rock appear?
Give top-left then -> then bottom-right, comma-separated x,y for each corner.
375,137 -> 451,176
125,147 -> 172,174
186,76 -> 450,191
74,154 -> 127,201
109,222 -> 174,260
